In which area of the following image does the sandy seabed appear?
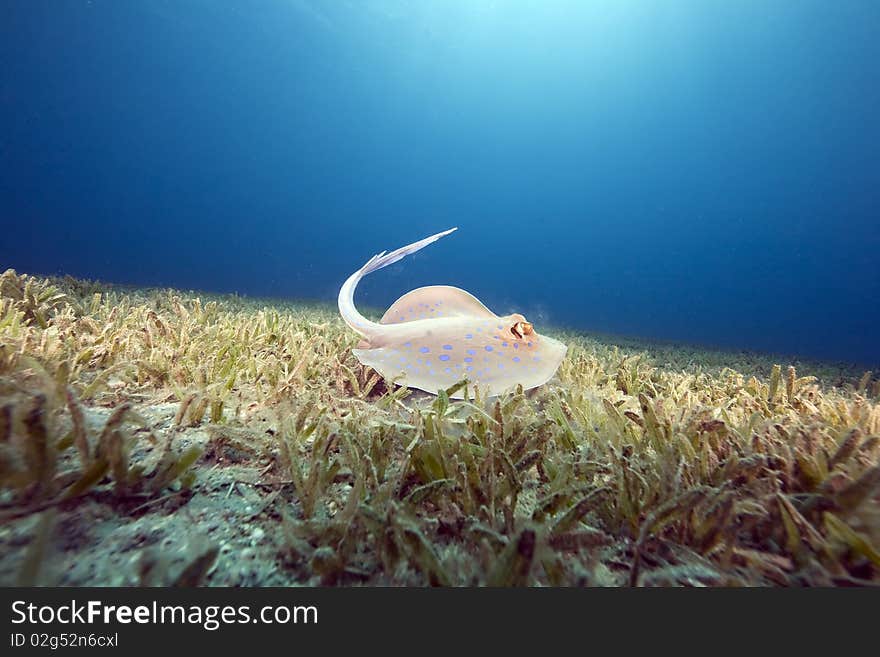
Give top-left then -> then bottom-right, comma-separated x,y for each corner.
1,268 -> 878,586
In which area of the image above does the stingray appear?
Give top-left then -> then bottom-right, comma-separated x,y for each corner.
338,227 -> 567,399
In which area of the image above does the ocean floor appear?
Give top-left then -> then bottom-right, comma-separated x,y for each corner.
0,268 -> 878,586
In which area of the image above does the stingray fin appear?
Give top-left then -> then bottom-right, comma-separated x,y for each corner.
379,285 -> 497,325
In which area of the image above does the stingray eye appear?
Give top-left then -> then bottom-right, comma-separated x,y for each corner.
511,321 -> 533,339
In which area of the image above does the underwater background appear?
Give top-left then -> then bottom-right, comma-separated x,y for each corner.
1,0 -> 878,365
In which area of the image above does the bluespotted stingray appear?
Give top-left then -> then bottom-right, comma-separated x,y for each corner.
338,228 -> 567,399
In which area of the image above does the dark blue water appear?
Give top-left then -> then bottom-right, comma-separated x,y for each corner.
2,1 -> 878,364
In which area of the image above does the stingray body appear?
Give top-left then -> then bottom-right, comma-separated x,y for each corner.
338,228 -> 567,399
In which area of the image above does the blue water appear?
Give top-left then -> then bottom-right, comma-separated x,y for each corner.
1,1 -> 878,365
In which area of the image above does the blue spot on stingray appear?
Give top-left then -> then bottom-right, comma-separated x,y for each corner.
497,325 -> 503,329
444,367 -> 451,373
442,344 -> 452,350
438,355 -> 450,361
466,349 -> 476,355
464,334 -> 473,339
485,346 -> 493,352
464,357 -> 473,363
466,366 -> 473,371
533,356 -> 540,361
502,342 -> 508,347
513,343 -> 519,349
498,363 -> 504,368
420,346 -> 430,353
417,359 -> 423,364
429,370 -> 436,375
403,342 -> 412,348
513,357 -> 521,362
527,342 -> 533,347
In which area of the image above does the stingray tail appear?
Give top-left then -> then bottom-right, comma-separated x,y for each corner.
337,227 -> 458,338
359,227 -> 458,276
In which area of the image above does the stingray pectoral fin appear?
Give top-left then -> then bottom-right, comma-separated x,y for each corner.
352,346 -> 462,394
524,335 -> 568,389
352,348 -> 395,377
380,285 -> 498,324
